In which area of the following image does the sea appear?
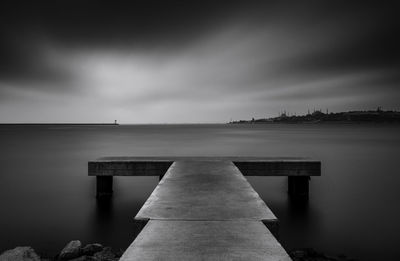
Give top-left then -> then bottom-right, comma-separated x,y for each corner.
0,124 -> 399,261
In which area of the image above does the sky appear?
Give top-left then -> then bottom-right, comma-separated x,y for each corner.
0,1 -> 399,123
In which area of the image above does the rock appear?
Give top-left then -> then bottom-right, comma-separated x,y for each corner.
59,240 -> 82,260
113,249 -> 124,258
290,249 -> 306,257
0,246 -> 40,261
81,244 -> 103,256
289,248 -> 337,261
68,257 -> 86,261
92,248 -> 117,261
288,248 -> 362,261
69,256 -> 96,261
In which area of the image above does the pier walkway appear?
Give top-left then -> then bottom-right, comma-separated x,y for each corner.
88,157 -> 321,260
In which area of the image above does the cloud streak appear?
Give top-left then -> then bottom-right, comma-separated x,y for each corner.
0,1 -> 399,123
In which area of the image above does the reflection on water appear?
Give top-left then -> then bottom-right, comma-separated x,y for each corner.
95,197 -> 114,225
288,194 -> 309,210
0,124 -> 399,261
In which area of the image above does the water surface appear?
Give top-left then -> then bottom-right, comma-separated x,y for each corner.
0,124 -> 399,260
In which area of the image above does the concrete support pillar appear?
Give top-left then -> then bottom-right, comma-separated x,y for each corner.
97,176 -> 113,197
288,176 -> 309,198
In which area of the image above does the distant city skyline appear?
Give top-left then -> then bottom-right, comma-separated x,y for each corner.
1,1 -> 399,123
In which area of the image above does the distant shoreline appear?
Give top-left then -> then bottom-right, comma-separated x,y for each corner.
228,121 -> 400,125
229,109 -> 400,124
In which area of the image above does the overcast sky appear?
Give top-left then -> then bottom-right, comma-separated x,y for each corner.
0,1 -> 399,123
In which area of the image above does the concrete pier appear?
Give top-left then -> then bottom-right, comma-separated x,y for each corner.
88,157 -> 321,260
135,160 -> 277,223
89,157 -> 320,197
96,176 -> 113,197
123,160 -> 287,260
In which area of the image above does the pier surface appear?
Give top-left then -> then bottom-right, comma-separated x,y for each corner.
136,160 -> 276,222
115,159 -> 293,260
122,220 -> 291,261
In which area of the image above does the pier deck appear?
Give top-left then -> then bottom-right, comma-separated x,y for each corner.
89,156 -> 320,177
121,220 -> 291,261
89,156 -> 320,197
135,160 -> 276,222
116,159 -> 291,261
89,157 -> 321,260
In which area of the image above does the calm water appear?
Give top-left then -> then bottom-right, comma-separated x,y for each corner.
0,124 -> 399,260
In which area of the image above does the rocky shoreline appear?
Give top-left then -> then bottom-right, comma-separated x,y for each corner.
0,242 -> 359,261
0,241 -> 122,261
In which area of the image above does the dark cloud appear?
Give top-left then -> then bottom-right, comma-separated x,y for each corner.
0,1 -> 248,46
0,0 -> 399,122
1,1 -> 399,79
0,0 -> 254,84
